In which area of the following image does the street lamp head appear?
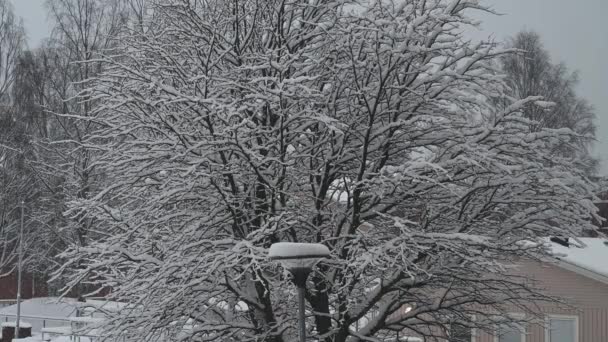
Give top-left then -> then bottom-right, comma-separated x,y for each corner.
268,242 -> 330,269
269,242 -> 330,287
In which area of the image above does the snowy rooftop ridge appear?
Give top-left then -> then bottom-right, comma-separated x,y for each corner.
548,237 -> 608,282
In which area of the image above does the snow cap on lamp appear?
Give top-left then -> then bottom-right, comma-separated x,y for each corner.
268,242 -> 330,270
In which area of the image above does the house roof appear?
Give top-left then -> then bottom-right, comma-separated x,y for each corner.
0,297 -> 77,319
549,237 -> 608,284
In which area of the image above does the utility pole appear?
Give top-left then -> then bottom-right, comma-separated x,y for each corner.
15,200 -> 24,338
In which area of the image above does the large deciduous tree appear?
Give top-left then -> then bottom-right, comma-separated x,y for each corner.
57,1 -> 599,342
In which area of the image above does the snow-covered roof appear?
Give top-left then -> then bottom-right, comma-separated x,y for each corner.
0,297 -> 77,319
548,237 -> 608,283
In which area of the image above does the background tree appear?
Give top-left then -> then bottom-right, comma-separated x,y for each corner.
0,0 -> 128,285
500,30 -> 597,173
0,0 -> 28,274
5,47 -> 73,279
0,0 -> 24,103
43,0 -> 127,247
0,0 -> 131,291
0,46 -> 68,280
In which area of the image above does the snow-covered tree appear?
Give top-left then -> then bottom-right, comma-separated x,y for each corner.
57,1 -> 599,341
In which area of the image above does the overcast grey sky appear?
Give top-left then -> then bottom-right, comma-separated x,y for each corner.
10,0 -> 608,174
11,0 -> 48,46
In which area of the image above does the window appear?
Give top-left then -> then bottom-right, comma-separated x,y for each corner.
493,313 -> 525,342
495,323 -> 525,342
447,315 -> 476,342
449,323 -> 473,342
546,315 -> 578,342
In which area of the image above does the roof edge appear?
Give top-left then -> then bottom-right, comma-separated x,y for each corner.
551,257 -> 608,285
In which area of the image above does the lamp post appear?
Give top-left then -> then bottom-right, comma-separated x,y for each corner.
15,200 -> 24,339
268,242 -> 330,342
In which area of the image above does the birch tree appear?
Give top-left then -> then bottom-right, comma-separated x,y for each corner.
57,1 -> 599,342
0,0 -> 27,274
501,30 -> 597,173
0,0 -> 24,103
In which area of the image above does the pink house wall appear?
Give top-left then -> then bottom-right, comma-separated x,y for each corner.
475,259 -> 608,342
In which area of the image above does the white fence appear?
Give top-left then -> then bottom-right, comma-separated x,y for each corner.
0,313 -> 103,342
0,298 -> 115,341
0,313 -> 71,333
